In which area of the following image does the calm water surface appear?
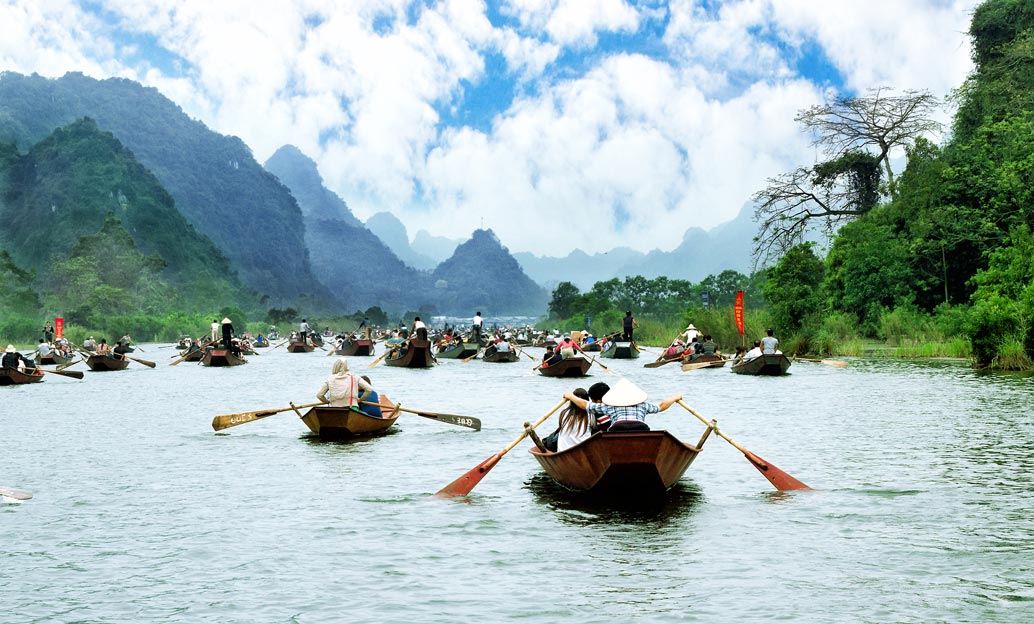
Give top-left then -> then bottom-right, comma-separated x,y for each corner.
2,345 -> 1032,623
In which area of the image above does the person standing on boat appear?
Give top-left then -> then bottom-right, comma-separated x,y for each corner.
622,311 -> 639,342
681,324 -> 700,344
42,321 -> 55,343
300,319 -> 311,345
472,311 -> 483,344
221,317 -> 234,349
761,328 -> 780,354
556,335 -> 581,359
316,358 -> 373,408
210,319 -> 219,342
563,378 -> 680,432
411,316 -> 428,341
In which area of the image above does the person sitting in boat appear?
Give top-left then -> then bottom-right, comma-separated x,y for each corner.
37,339 -> 52,358
83,336 -> 96,351
700,335 -> 718,356
664,339 -> 685,358
96,339 -> 111,355
761,328 -> 780,354
556,335 -> 581,359
229,337 -> 243,358
357,375 -> 383,418
3,345 -> 34,370
564,378 -> 680,432
113,341 -> 131,359
316,358 -> 373,408
495,334 -> 512,353
743,340 -> 763,361
542,387 -> 590,452
255,333 -> 267,345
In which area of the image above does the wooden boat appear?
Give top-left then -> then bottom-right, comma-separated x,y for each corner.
201,348 -> 247,367
482,347 -> 519,363
334,339 -> 375,356
538,356 -> 592,377
435,341 -> 479,359
600,340 -> 640,359
731,353 -> 791,375
310,334 -> 325,347
287,341 -> 314,353
85,354 -> 130,371
299,395 -> 401,440
252,341 -> 270,348
384,338 -> 435,368
178,348 -> 205,362
643,351 -> 685,368
682,353 -> 726,368
529,429 -> 713,494
38,352 -> 74,366
0,368 -> 45,385
581,342 -> 602,352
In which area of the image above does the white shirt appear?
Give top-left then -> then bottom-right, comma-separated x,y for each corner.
744,346 -> 763,360
413,320 -> 426,330
557,420 -> 593,452
472,315 -> 482,327
38,343 -> 52,355
496,340 -> 511,352
761,336 -> 779,354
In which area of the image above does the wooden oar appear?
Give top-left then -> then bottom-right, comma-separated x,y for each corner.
211,400 -> 325,431
680,359 -> 726,372
434,399 -> 567,498
644,355 -> 681,369
361,401 -> 481,430
513,344 -> 537,361
462,348 -> 485,363
367,347 -> 394,368
676,400 -> 811,491
0,485 -> 33,501
586,354 -> 617,375
270,339 -> 290,351
38,367 -> 85,380
793,355 -> 848,368
114,352 -> 156,368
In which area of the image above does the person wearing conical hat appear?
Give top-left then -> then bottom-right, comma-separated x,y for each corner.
563,378 -> 681,432
681,323 -> 700,344
221,317 -> 234,350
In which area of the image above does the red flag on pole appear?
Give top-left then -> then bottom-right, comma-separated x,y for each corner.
55,317 -> 64,339
734,291 -> 744,336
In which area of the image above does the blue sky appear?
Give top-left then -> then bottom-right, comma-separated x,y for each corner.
0,0 -> 978,256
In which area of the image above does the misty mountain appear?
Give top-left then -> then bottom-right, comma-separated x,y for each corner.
0,71 -> 332,307
513,246 -> 647,291
365,212 -> 438,270
264,145 -> 363,227
412,229 -> 462,264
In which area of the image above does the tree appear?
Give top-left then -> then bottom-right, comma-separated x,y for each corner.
753,88 -> 942,264
762,243 -> 825,332
548,281 -> 581,319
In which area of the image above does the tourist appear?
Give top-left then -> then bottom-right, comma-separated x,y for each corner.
761,328 -> 780,354
563,378 -> 680,432
37,339 -> 52,358
700,335 -> 718,355
357,375 -> 383,418
2,345 -> 34,370
300,318 -> 311,345
96,339 -> 111,355
113,341 -> 131,359
316,358 -> 373,408
83,336 -> 96,351
743,340 -> 763,361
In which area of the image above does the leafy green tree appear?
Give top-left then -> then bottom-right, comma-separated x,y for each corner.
968,224 -> 1034,365
700,270 -> 749,308
548,281 -> 581,319
762,243 -> 826,332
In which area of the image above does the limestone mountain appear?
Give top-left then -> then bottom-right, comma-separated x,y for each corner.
263,145 -> 431,311
0,71 -> 332,307
365,212 -> 438,270
412,229 -> 462,263
432,229 -> 548,315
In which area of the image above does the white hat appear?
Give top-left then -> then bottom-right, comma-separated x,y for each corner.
222,317 -> 232,323
5,344 -> 15,353
686,324 -> 697,330
601,378 -> 648,407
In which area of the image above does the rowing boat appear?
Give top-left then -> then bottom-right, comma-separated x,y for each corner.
201,348 -> 247,367
287,341 -> 314,353
299,395 -> 401,440
538,356 -> 592,377
38,352 -> 73,366
529,430 -> 712,494
482,347 -> 519,363
600,340 -> 640,359
731,353 -> 791,375
333,339 -> 375,356
0,368 -> 45,385
85,354 -> 130,371
178,348 -> 205,362
435,341 -> 479,359
682,353 -> 726,368
384,338 -> 435,368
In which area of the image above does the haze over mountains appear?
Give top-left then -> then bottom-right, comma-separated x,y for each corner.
0,71 -> 760,318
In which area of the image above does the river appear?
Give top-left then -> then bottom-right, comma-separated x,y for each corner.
2,344 -> 1032,622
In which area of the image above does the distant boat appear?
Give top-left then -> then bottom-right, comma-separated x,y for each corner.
384,338 -> 435,368
38,352 -> 74,366
538,356 -> 592,377
435,341 -> 479,359
287,341 -> 314,353
85,354 -> 130,371
201,348 -> 247,367
333,338 -> 375,357
482,346 -> 519,363
0,368 -> 45,385
731,354 -> 791,375
600,340 -> 640,359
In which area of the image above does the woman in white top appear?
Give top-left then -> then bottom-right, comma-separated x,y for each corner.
556,388 -> 595,452
316,358 -> 373,408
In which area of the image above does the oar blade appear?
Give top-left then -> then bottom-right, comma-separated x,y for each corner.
47,368 -> 84,380
415,411 -> 481,431
821,359 -> 848,368
741,450 -> 811,491
433,453 -> 502,498
0,486 -> 33,501
133,357 -> 157,368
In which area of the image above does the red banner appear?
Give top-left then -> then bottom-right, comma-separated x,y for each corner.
734,291 -> 744,336
55,317 -> 64,339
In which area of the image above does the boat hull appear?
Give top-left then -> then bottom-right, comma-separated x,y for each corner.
384,338 -> 435,368
201,349 -> 247,367
731,353 -> 791,375
86,354 -> 130,371
299,395 -> 400,440
600,341 -> 640,359
287,342 -> 314,353
435,342 -> 479,359
0,368 -> 44,385
38,353 -> 73,366
538,357 -> 592,377
530,431 -> 704,494
483,349 -> 519,363
334,340 -> 374,356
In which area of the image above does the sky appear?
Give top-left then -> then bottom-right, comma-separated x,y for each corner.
1,0 -> 980,256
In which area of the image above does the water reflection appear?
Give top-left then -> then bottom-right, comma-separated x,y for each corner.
524,473 -> 705,526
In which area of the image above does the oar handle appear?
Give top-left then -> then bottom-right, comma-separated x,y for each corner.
497,399 -> 567,456
676,400 -> 746,455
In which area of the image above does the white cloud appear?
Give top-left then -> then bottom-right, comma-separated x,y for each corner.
0,0 -> 979,257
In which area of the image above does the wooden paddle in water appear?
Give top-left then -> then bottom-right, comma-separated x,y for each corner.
366,347 -> 394,368
676,400 -> 811,491
360,401 -> 481,430
513,344 -> 537,361
461,348 -> 485,363
792,355 -> 848,368
0,485 -> 33,501
114,352 -> 156,368
434,399 -> 567,498
586,354 -> 618,376
211,401 -> 325,431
